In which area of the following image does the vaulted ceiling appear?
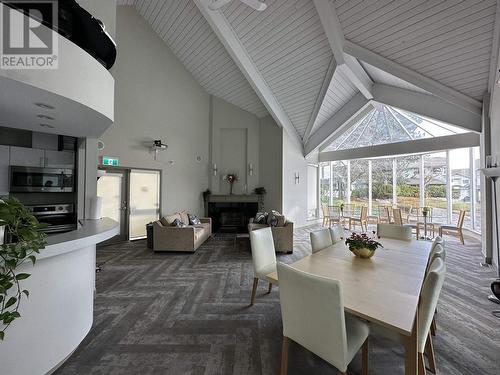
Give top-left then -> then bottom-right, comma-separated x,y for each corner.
116,0 -> 499,155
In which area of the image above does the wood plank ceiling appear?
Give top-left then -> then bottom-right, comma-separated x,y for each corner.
116,0 -> 497,146
334,0 -> 497,100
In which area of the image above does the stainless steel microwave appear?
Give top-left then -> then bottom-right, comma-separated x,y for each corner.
10,166 -> 74,193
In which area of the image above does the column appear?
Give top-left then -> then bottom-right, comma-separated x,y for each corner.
446,150 -> 452,224
419,155 -> 425,208
470,148 -> 476,230
347,160 -> 351,204
368,160 -> 373,215
392,158 -> 397,206
329,162 -> 334,206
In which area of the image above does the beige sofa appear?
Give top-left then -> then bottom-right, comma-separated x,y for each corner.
153,212 -> 211,252
248,219 -> 294,253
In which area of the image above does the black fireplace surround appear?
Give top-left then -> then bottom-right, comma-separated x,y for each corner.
208,202 -> 259,233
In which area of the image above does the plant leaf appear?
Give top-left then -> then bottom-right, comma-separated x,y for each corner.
15,273 -> 30,280
5,297 -> 16,309
22,290 -> 29,298
0,331 -> 4,340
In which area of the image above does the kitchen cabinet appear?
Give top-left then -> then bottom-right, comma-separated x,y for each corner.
9,147 -> 75,168
9,146 -> 45,167
0,145 -> 9,195
45,150 -> 75,168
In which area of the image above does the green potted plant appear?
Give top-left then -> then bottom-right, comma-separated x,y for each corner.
345,231 -> 383,259
0,198 -> 47,340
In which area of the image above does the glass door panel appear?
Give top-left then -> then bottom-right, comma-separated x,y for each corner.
97,171 -> 128,243
396,155 -> 420,222
450,148 -> 472,228
129,170 -> 160,239
423,152 -> 448,225
307,165 -> 318,220
371,158 -> 393,216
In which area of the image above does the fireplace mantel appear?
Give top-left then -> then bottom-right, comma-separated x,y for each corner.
207,195 -> 259,203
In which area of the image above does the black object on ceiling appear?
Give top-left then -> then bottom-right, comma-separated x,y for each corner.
2,0 -> 117,70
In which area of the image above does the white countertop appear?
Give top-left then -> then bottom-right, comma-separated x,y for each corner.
38,218 -> 119,260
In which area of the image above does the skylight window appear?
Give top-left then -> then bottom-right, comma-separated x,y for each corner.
324,104 -> 468,152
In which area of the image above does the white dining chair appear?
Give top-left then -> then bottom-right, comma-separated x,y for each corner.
330,223 -> 344,244
431,236 -> 444,252
372,257 -> 446,375
427,243 -> 445,337
310,228 -> 334,253
377,223 -> 412,241
249,227 -> 278,306
429,243 -> 446,265
277,262 -> 370,375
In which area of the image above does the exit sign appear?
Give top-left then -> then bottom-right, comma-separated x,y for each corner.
102,156 -> 119,166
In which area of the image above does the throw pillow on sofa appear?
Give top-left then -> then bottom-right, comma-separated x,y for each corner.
268,210 -> 286,227
254,212 -> 268,224
171,218 -> 186,227
178,210 -> 190,225
188,213 -> 201,225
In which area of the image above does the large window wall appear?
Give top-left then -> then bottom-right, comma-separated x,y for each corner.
319,147 -> 481,232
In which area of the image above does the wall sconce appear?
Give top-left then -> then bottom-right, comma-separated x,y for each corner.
248,163 -> 254,176
213,163 -> 218,176
295,172 -> 300,184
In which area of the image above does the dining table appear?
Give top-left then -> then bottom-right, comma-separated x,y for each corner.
267,237 -> 432,375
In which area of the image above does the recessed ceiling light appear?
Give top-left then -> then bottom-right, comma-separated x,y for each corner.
37,114 -> 54,120
39,123 -> 55,129
34,103 -> 54,109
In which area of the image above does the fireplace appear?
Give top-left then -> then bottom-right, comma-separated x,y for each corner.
207,195 -> 260,233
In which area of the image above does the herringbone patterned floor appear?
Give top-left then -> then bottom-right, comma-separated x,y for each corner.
56,226 -> 500,375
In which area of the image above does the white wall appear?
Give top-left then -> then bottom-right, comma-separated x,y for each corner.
210,96 -> 260,195
99,7 -> 210,216
282,130 -> 308,227
259,116 -> 283,212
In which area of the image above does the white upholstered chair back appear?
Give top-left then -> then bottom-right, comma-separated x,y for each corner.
329,224 -> 344,244
429,243 -> 446,264
310,228 -> 333,253
377,223 -> 412,241
277,262 -> 349,371
249,228 -> 277,278
418,258 -> 446,352
431,236 -> 444,251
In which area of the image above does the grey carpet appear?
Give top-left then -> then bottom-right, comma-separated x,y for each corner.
56,226 -> 500,375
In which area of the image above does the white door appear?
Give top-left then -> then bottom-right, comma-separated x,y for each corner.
129,170 -> 160,239
97,171 -> 128,243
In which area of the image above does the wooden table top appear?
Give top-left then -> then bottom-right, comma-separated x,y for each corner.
267,238 -> 431,336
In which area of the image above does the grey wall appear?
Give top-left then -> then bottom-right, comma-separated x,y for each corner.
210,96 -> 260,195
259,116 -> 283,212
99,7 -> 210,216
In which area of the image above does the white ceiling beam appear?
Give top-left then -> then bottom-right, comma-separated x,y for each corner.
313,0 -> 373,99
373,83 -> 482,133
304,92 -> 372,156
193,0 -> 303,151
345,41 -> 483,115
303,57 -> 337,143
319,132 -> 480,162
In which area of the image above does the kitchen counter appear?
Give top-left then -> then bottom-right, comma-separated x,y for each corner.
0,218 -> 119,375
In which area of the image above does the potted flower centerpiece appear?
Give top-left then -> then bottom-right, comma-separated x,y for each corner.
224,174 -> 238,195
345,231 -> 383,259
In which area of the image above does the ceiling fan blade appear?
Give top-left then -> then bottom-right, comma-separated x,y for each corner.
240,0 -> 267,11
208,0 -> 233,10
